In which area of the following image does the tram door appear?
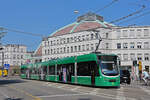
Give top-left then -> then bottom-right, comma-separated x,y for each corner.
67,66 -> 72,82
40,67 -> 44,80
39,67 -> 45,80
91,69 -> 95,85
58,64 -> 72,83
58,65 -> 72,83
43,67 -> 47,80
40,67 -> 46,80
26,69 -> 30,79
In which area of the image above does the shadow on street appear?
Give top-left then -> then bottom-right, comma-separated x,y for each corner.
0,78 -> 26,86
78,98 -> 91,100
4,98 -> 23,100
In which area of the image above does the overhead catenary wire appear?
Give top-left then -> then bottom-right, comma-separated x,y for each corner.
0,27 -> 45,37
95,0 -> 119,13
110,5 -> 146,23
118,10 -> 150,25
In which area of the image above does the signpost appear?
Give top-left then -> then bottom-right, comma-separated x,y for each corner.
0,64 -> 9,77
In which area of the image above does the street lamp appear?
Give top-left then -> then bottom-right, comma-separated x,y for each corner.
74,10 -> 79,14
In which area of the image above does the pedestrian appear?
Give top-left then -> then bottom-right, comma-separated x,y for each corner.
142,69 -> 149,85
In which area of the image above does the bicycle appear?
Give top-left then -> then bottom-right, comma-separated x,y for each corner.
142,77 -> 150,86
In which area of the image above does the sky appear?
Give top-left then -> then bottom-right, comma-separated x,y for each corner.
0,0 -> 150,51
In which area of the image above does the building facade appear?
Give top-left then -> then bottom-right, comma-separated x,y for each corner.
0,44 -> 27,67
42,27 -> 112,60
111,26 -> 150,72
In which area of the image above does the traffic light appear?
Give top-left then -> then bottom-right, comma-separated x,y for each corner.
138,61 -> 142,71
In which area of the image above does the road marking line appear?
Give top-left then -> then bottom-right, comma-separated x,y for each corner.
38,92 -> 117,99
90,91 -> 116,97
8,86 -> 41,100
116,87 -> 126,100
38,93 -> 87,98
92,88 -> 99,92
57,85 -> 65,88
70,87 -> 80,91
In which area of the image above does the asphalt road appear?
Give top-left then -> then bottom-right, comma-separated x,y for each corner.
0,77 -> 150,100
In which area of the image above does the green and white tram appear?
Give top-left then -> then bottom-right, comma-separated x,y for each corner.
20,53 -> 120,87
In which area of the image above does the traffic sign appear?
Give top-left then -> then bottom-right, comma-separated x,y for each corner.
0,70 -> 2,76
0,69 -> 8,77
4,64 -> 10,69
3,69 -> 8,76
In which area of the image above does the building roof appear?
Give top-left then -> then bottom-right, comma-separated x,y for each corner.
34,45 -> 42,56
50,12 -> 114,37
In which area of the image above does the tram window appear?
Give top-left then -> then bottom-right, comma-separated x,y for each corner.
21,69 -> 24,74
21,68 -> 27,74
43,66 -> 47,74
77,61 -> 99,76
49,66 -> 55,75
77,62 -> 91,76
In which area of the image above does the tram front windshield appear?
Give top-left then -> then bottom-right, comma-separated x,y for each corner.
98,55 -> 119,76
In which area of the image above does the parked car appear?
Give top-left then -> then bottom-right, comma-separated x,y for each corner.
120,70 -> 131,84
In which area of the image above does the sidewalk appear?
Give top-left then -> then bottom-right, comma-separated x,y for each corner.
121,80 -> 150,88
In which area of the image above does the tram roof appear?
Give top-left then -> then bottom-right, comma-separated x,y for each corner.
57,57 -> 75,65
20,53 -> 117,68
95,53 -> 117,56
20,64 -> 33,68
